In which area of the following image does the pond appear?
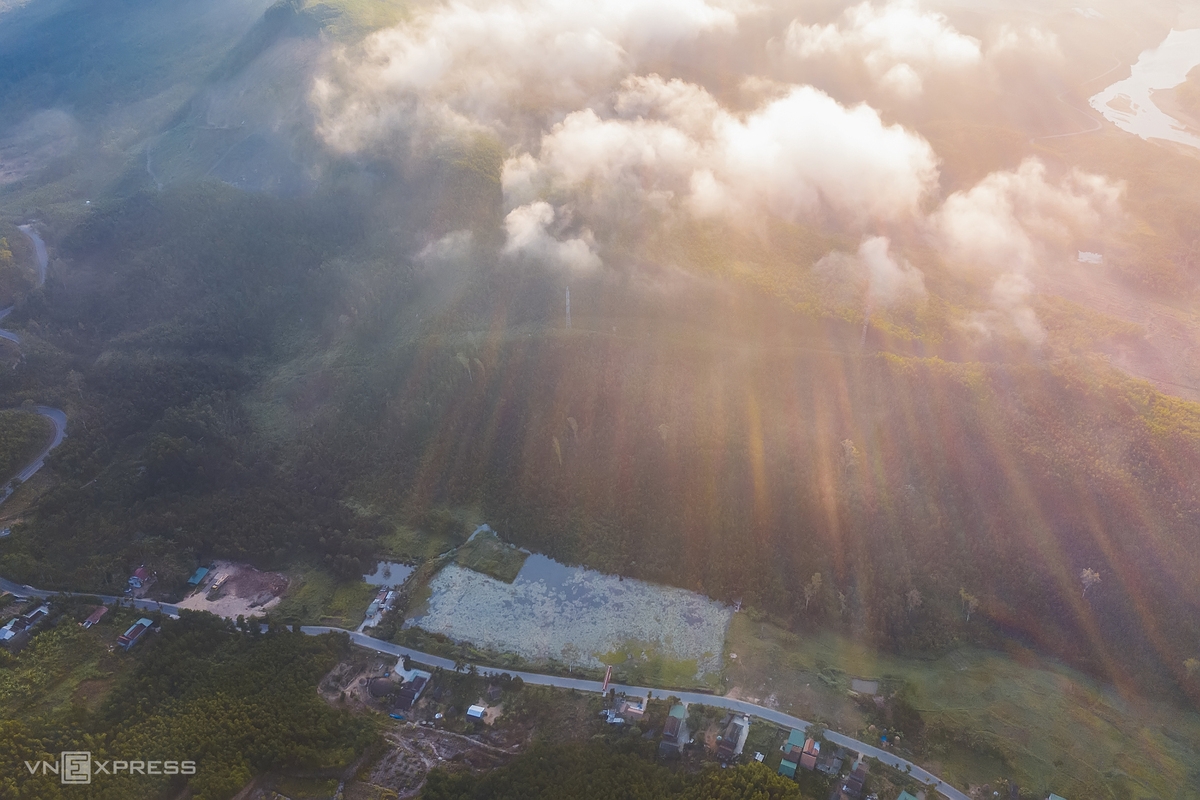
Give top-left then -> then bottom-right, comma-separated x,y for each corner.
1089,28 -> 1200,150
408,555 -> 733,676
363,561 -> 415,587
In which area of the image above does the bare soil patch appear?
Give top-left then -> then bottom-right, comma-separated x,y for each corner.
176,560 -> 288,619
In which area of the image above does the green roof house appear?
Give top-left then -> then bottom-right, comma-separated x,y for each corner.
778,728 -> 806,779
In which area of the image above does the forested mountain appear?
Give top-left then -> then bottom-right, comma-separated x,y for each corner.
1,0 -> 1200,796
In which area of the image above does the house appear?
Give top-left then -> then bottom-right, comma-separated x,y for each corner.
778,729 -> 806,778
394,675 -> 427,711
658,704 -> 689,757
778,749 -> 799,779
118,618 -> 154,650
897,792 -> 920,800
619,696 -> 646,719
800,737 -> 820,770
832,759 -> 869,800
0,604 -> 50,644
715,714 -> 748,761
815,745 -> 846,776
128,566 -> 151,589
82,606 -> 108,628
466,705 -> 486,719
187,567 -> 210,587
1048,795 -> 1069,800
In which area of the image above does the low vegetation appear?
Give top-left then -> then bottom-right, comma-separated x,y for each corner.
421,741 -> 811,800
0,408 -> 50,482
724,614 -> 1200,798
1,609 -> 376,800
453,530 -> 527,583
272,566 -> 376,628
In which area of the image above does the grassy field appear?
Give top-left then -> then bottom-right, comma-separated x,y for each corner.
453,530 -> 528,583
723,614 -> 1200,799
273,567 -> 377,628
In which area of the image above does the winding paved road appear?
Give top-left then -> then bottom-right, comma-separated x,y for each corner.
301,626 -> 967,800
0,575 -> 182,616
0,567 -> 970,800
0,225 -> 68,492
0,225 -> 968,798
17,224 -> 48,286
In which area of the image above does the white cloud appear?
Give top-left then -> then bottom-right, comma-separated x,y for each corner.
417,230 -> 475,265
503,201 -> 603,272
990,23 -> 1061,59
932,158 -> 1122,273
859,236 -> 926,302
311,0 -> 749,152
785,0 -> 982,95
505,76 -> 939,225
815,236 -> 926,306
933,158 -> 1123,344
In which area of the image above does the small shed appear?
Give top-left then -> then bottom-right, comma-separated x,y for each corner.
466,705 -> 486,719
83,606 -> 108,628
187,567 -> 210,586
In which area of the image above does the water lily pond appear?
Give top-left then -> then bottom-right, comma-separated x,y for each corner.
407,554 -> 733,676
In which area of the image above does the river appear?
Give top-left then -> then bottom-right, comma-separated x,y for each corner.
1089,28 -> 1200,149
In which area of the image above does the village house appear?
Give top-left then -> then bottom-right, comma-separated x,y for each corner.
815,744 -> 847,776
117,618 -> 155,650
395,676 -> 427,711
0,603 -> 50,647
126,566 -> 155,597
832,757 -> 869,800
777,729 -> 807,778
715,713 -> 749,761
619,695 -> 647,720
82,605 -> 108,628
658,703 -> 689,758
800,736 -> 821,771
390,658 -> 432,712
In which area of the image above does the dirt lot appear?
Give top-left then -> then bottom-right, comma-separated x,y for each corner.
176,560 -> 288,619
348,724 -> 516,799
320,651 -> 597,799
